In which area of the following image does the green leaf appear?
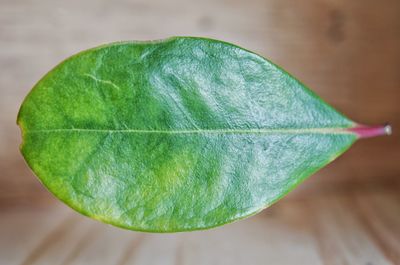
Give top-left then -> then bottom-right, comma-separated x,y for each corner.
17,37 -> 383,232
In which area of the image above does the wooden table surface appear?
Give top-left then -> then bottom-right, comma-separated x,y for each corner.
1,187 -> 399,265
0,0 -> 399,264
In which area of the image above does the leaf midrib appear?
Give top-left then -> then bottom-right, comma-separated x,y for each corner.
24,127 -> 356,135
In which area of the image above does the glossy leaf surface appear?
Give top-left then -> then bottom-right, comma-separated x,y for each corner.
18,37 -> 360,232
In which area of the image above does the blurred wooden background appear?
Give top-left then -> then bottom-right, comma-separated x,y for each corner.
0,0 -> 399,264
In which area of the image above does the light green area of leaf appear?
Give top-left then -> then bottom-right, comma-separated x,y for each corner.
18,37 -> 357,232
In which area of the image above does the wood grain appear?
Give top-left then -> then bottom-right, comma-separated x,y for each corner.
1,191 -> 399,265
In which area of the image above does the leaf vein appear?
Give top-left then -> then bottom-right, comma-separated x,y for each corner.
83,73 -> 121,90
25,128 -> 356,135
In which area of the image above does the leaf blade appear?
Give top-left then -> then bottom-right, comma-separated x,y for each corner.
18,37 -> 358,232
